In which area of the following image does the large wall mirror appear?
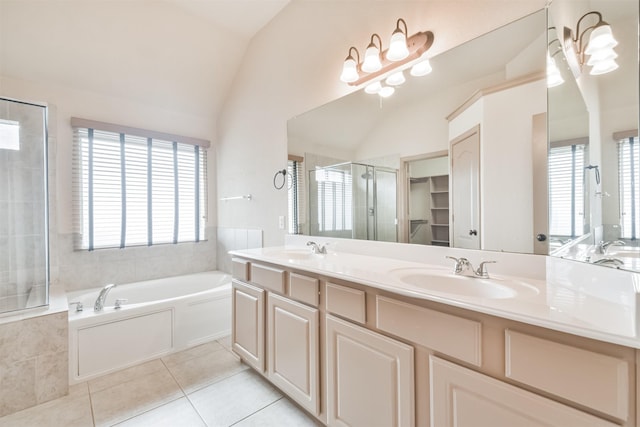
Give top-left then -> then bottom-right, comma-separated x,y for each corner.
287,9 -> 547,255
548,0 -> 639,271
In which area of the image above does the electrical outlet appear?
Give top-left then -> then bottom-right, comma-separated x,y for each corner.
278,215 -> 285,230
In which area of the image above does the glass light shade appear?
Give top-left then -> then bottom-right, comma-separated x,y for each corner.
362,45 -> 382,73
585,24 -> 618,55
386,30 -> 409,61
340,58 -> 359,83
410,59 -> 432,76
378,86 -> 395,98
546,55 -> 564,87
586,48 -> 618,66
385,71 -> 405,86
589,58 -> 619,75
365,81 -> 382,94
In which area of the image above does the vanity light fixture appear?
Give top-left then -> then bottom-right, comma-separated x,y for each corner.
563,11 -> 618,77
339,18 -> 435,92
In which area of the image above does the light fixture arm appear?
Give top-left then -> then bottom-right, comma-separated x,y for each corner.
346,46 -> 360,63
368,33 -> 382,50
572,11 -> 606,64
395,18 -> 408,36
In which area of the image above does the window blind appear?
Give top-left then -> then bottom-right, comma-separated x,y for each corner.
315,168 -> 353,233
287,159 -> 305,234
73,127 -> 206,250
549,144 -> 585,237
619,136 -> 639,239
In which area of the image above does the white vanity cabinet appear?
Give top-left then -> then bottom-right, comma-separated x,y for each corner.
326,314 -> 415,427
430,355 -> 618,427
231,279 -> 265,371
267,292 -> 320,416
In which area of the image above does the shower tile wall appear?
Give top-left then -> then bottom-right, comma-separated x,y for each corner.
0,311 -> 68,417
0,101 -> 48,312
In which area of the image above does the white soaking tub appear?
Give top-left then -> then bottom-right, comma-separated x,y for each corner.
66,271 -> 231,383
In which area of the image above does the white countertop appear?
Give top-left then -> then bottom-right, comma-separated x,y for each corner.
230,246 -> 640,349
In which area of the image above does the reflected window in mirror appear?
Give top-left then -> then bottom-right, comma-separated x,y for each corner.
549,143 -> 586,242
311,166 -> 354,236
287,156 -> 304,234
618,135 -> 640,240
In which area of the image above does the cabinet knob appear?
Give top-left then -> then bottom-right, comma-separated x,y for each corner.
469,229 -> 478,236
536,234 -> 547,242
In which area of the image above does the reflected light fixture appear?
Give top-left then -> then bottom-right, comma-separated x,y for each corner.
339,17 -> 435,94
547,37 -> 564,88
563,11 -> 618,77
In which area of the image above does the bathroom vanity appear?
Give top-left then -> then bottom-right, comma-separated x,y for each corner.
230,243 -> 640,427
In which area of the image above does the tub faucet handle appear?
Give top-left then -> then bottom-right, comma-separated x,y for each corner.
114,299 -> 128,309
69,301 -> 83,312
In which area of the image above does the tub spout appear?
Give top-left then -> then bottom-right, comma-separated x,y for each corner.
94,284 -> 116,312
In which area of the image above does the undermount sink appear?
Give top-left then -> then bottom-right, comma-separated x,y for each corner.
388,268 -> 540,299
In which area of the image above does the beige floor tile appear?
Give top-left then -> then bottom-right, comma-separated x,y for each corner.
88,359 -> 167,394
113,397 -> 206,427
166,348 -> 247,393
0,393 -> 93,427
233,398 -> 319,427
188,369 -> 281,426
161,341 -> 225,369
90,367 -> 183,427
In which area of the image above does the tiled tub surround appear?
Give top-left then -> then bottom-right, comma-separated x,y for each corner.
0,289 -> 69,418
55,226 -> 217,292
67,271 -> 232,384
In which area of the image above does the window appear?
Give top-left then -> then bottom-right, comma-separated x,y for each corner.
287,158 -> 304,234
549,144 -> 585,237
0,119 -> 19,150
619,136 -> 639,239
72,125 -> 207,250
315,168 -> 352,233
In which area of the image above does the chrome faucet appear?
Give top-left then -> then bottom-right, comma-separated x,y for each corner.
446,256 -> 496,278
596,240 -> 625,255
307,241 -> 327,254
94,284 -> 116,312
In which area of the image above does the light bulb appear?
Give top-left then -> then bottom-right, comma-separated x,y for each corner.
365,82 -> 382,94
587,48 -> 618,66
410,59 -> 432,76
362,44 -> 382,73
385,71 -> 405,86
386,30 -> 409,61
590,59 -> 619,75
378,86 -> 395,98
585,24 -> 618,55
340,57 -> 358,83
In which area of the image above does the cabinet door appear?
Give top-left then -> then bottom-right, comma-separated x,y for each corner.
430,355 -> 618,427
326,315 -> 414,427
232,280 -> 264,371
267,293 -> 319,415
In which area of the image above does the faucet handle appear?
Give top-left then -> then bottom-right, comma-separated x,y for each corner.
69,301 -> 83,312
114,299 -> 128,309
445,256 -> 470,273
476,261 -> 496,278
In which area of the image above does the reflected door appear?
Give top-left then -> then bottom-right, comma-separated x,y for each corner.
451,126 -> 480,249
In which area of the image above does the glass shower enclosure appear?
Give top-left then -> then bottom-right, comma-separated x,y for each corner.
309,162 -> 397,241
0,97 -> 49,314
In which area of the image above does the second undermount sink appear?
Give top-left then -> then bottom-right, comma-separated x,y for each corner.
388,268 -> 540,299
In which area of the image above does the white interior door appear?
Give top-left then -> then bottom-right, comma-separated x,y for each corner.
450,126 -> 480,249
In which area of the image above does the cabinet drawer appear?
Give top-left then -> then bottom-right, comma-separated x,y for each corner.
231,258 -> 250,281
326,282 -> 366,324
289,273 -> 319,307
250,263 -> 286,293
376,296 -> 481,366
505,330 -> 629,420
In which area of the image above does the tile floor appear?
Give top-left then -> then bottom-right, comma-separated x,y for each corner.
0,336 -> 319,427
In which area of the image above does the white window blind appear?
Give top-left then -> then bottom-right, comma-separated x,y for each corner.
73,128 -> 206,250
315,168 -> 352,233
287,159 -> 305,234
619,136 -> 639,239
549,144 -> 585,237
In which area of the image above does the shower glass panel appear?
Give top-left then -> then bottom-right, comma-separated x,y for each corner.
309,162 -> 397,241
0,98 -> 49,314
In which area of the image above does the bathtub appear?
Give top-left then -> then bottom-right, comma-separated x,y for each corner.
67,271 -> 231,384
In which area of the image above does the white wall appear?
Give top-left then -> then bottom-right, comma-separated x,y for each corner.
217,0 -> 546,249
